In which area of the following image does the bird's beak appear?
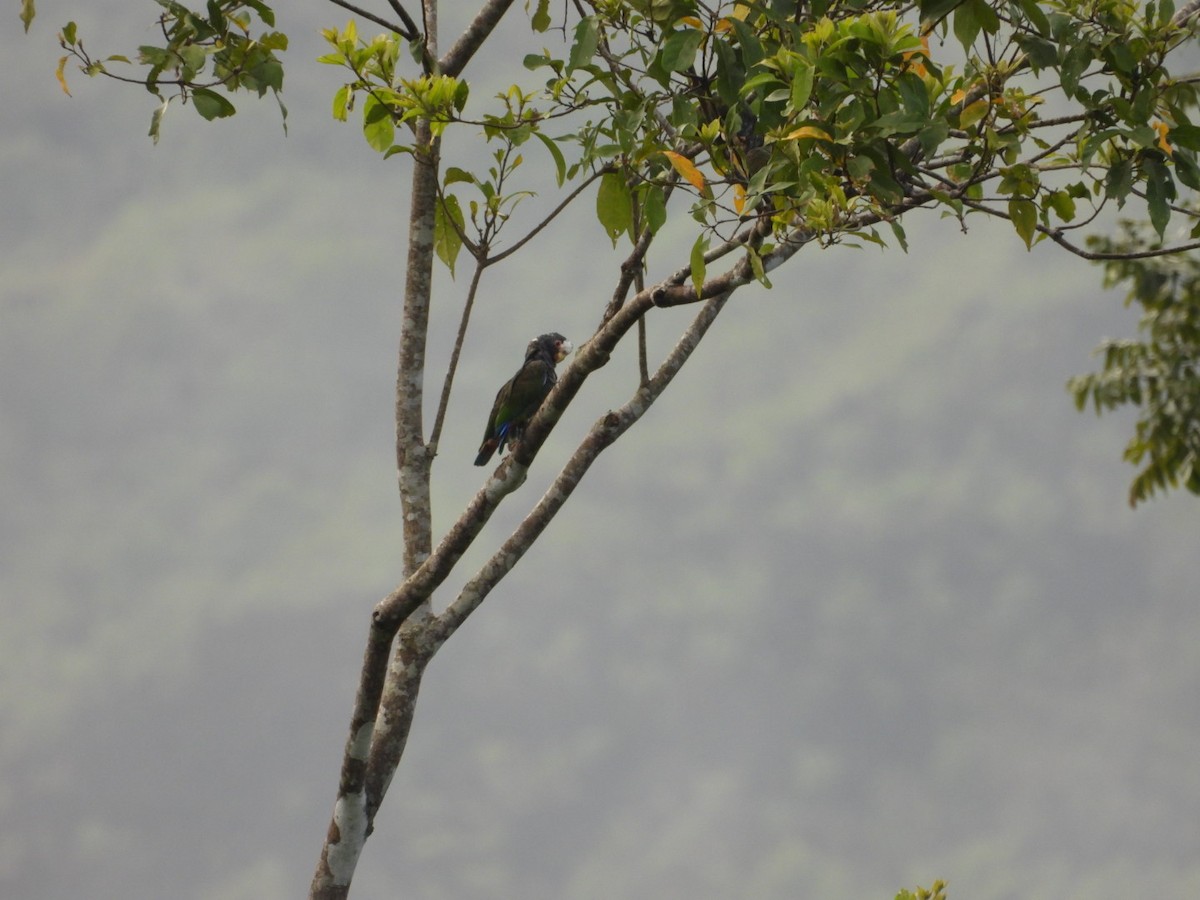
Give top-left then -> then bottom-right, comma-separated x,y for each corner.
556,340 -> 574,363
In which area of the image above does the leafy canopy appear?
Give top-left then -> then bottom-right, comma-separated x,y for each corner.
38,0 -> 1200,501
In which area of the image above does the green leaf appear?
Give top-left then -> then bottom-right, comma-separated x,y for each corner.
643,183 -> 667,234
532,0 -> 552,32
1013,33 -> 1058,70
689,233 -> 709,297
21,0 -> 35,32
790,59 -> 814,112
1008,197 -> 1037,248
747,245 -> 771,287
567,16 -> 599,73
659,27 -> 704,73
1173,151 -> 1200,191
242,0 -> 275,27
975,0 -> 1001,32
1144,158 -> 1172,238
1169,123 -> 1200,152
1014,0 -> 1051,34
1104,158 -> 1134,202
332,84 -> 350,121
148,96 -> 170,144
362,92 -> 395,153
890,219 -> 909,252
1047,189 -> 1077,222
952,1 -> 981,50
179,43 -> 208,80
533,131 -> 567,187
596,171 -> 632,246
918,121 -> 949,156
873,109 -> 926,136
919,0 -> 964,25
728,17 -> 764,69
138,45 -> 172,68
898,72 -> 930,119
1060,43 -> 1092,99
61,20 -> 77,46
435,193 -> 465,277
191,87 -> 236,121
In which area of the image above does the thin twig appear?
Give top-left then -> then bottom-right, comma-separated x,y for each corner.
962,198 -> 1200,259
428,259 -> 486,454
385,0 -> 422,38
486,169 -> 608,266
326,0 -> 410,37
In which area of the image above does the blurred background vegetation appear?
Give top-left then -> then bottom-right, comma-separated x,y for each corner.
3,4 -> 1198,899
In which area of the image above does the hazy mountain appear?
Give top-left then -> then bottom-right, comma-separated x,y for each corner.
3,8 -> 1198,900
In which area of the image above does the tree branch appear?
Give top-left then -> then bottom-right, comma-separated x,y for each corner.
439,0 -> 518,77
385,0 -> 423,38
486,169 -> 609,267
325,0 -> 415,40
428,259 -> 485,456
961,198 -> 1200,259
1172,0 -> 1200,26
363,619 -> 433,826
427,290 -> 733,644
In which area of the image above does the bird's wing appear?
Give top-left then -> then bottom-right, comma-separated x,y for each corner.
504,359 -> 555,422
481,377 -> 514,443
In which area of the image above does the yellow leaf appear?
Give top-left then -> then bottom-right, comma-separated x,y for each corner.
663,150 -> 706,191
950,89 -> 966,104
678,15 -> 704,29
733,183 -> 746,215
1154,120 -> 1173,156
55,56 -> 71,96
902,34 -> 931,69
959,99 -> 989,130
784,125 -> 832,141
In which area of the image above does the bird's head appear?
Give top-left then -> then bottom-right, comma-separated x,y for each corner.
527,332 -> 573,364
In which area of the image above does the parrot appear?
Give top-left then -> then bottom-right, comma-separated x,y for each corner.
474,332 -> 573,466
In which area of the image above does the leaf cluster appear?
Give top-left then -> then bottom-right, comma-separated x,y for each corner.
316,0 -> 1200,294
55,0 -> 287,141
895,879 -> 948,900
1070,215 -> 1200,505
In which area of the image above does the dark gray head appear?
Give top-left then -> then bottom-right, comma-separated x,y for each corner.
525,332 -> 573,364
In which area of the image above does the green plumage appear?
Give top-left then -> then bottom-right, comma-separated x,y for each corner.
474,332 -> 572,466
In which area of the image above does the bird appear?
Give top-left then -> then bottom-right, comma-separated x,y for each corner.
474,332 -> 573,466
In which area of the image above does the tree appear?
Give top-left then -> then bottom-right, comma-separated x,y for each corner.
26,0 -> 1200,895
1069,209 -> 1200,505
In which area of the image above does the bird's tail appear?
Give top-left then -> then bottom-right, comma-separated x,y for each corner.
474,439 -> 499,466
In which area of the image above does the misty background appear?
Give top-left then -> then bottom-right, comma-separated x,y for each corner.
2,3 -> 1198,899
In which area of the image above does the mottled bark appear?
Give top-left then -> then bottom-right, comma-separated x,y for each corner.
312,166 -> 788,894
396,119 -> 438,573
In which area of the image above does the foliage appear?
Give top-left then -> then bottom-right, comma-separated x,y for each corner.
896,879 -> 948,900
44,0 -> 1200,501
45,0 -> 1200,254
53,1 -> 288,141
1070,211 -> 1200,505
305,0 -> 1200,273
